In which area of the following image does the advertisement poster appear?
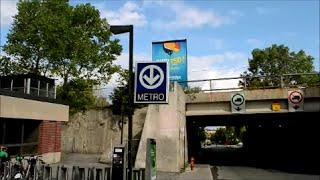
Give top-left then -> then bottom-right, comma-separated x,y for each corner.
152,39 -> 188,88
146,138 -> 157,180
150,139 -> 156,180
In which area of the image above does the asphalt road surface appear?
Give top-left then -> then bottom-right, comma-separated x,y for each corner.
216,166 -> 320,180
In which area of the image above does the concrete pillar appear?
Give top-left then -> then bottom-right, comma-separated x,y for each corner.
134,82 -> 187,172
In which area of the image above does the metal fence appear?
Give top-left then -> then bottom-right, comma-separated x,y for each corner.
31,165 -> 145,180
87,73 -> 320,99
181,73 -> 320,92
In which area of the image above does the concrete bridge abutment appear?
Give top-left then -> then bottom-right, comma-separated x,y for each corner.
134,83 -> 188,172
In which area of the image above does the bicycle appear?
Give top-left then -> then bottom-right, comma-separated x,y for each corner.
11,155 -> 25,180
24,155 -> 45,180
0,160 -> 12,180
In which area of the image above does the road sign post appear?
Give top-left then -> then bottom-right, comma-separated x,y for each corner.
231,93 -> 246,113
134,62 -> 169,104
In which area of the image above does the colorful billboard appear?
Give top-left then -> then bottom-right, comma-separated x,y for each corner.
152,39 -> 187,87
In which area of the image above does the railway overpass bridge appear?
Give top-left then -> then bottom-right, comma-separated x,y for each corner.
134,82 -> 320,172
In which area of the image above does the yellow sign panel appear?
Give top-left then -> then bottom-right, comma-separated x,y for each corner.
272,103 -> 281,111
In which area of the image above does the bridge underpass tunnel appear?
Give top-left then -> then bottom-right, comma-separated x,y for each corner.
186,112 -> 320,173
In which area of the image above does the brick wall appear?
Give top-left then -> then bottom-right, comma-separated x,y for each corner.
38,121 -> 61,154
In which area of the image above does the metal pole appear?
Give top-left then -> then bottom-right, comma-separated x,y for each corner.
121,96 -> 125,145
120,114 -> 124,144
20,120 -> 24,154
127,25 -> 134,180
1,121 -> 6,144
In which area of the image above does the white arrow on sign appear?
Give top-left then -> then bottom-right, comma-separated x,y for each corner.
143,67 -> 160,85
139,65 -> 164,89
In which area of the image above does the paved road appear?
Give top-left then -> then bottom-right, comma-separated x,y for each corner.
216,166 -> 320,180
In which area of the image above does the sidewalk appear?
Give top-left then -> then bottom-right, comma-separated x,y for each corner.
157,164 -> 213,180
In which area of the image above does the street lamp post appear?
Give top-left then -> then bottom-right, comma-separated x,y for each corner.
110,25 -> 134,180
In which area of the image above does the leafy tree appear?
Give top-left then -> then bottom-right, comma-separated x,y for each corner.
210,128 -> 226,145
3,0 -> 121,84
109,70 -> 130,117
225,127 -> 239,145
198,127 -> 207,144
109,70 -> 145,117
1,0 -> 122,114
0,56 -> 19,76
57,79 -> 96,115
210,127 -> 238,145
241,44 -> 319,88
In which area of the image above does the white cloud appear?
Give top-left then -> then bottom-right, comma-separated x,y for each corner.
246,38 -> 263,47
188,52 -> 248,90
0,0 -> 18,26
101,1 -> 147,27
114,52 -> 150,69
152,2 -> 231,29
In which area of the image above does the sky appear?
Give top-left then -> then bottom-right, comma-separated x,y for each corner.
1,0 -> 319,95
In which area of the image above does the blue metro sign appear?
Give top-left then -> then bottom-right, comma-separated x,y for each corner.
134,62 -> 169,104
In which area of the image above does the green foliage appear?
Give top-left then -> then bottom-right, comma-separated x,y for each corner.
184,86 -> 202,94
1,0 -> 122,114
110,85 -> 129,116
109,70 -> 144,117
184,86 -> 201,100
2,0 -> 122,84
57,79 -> 96,115
210,126 -> 244,145
0,56 -> 18,76
109,70 -> 129,116
198,127 -> 207,143
225,127 -> 239,145
210,128 -> 226,144
241,44 -> 318,88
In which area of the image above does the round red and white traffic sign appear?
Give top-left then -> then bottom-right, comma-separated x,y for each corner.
288,91 -> 303,104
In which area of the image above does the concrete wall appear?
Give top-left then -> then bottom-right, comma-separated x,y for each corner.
135,83 -> 187,172
61,107 -> 147,163
0,95 -> 69,121
134,105 -> 158,168
41,152 -> 61,164
186,87 -> 320,116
